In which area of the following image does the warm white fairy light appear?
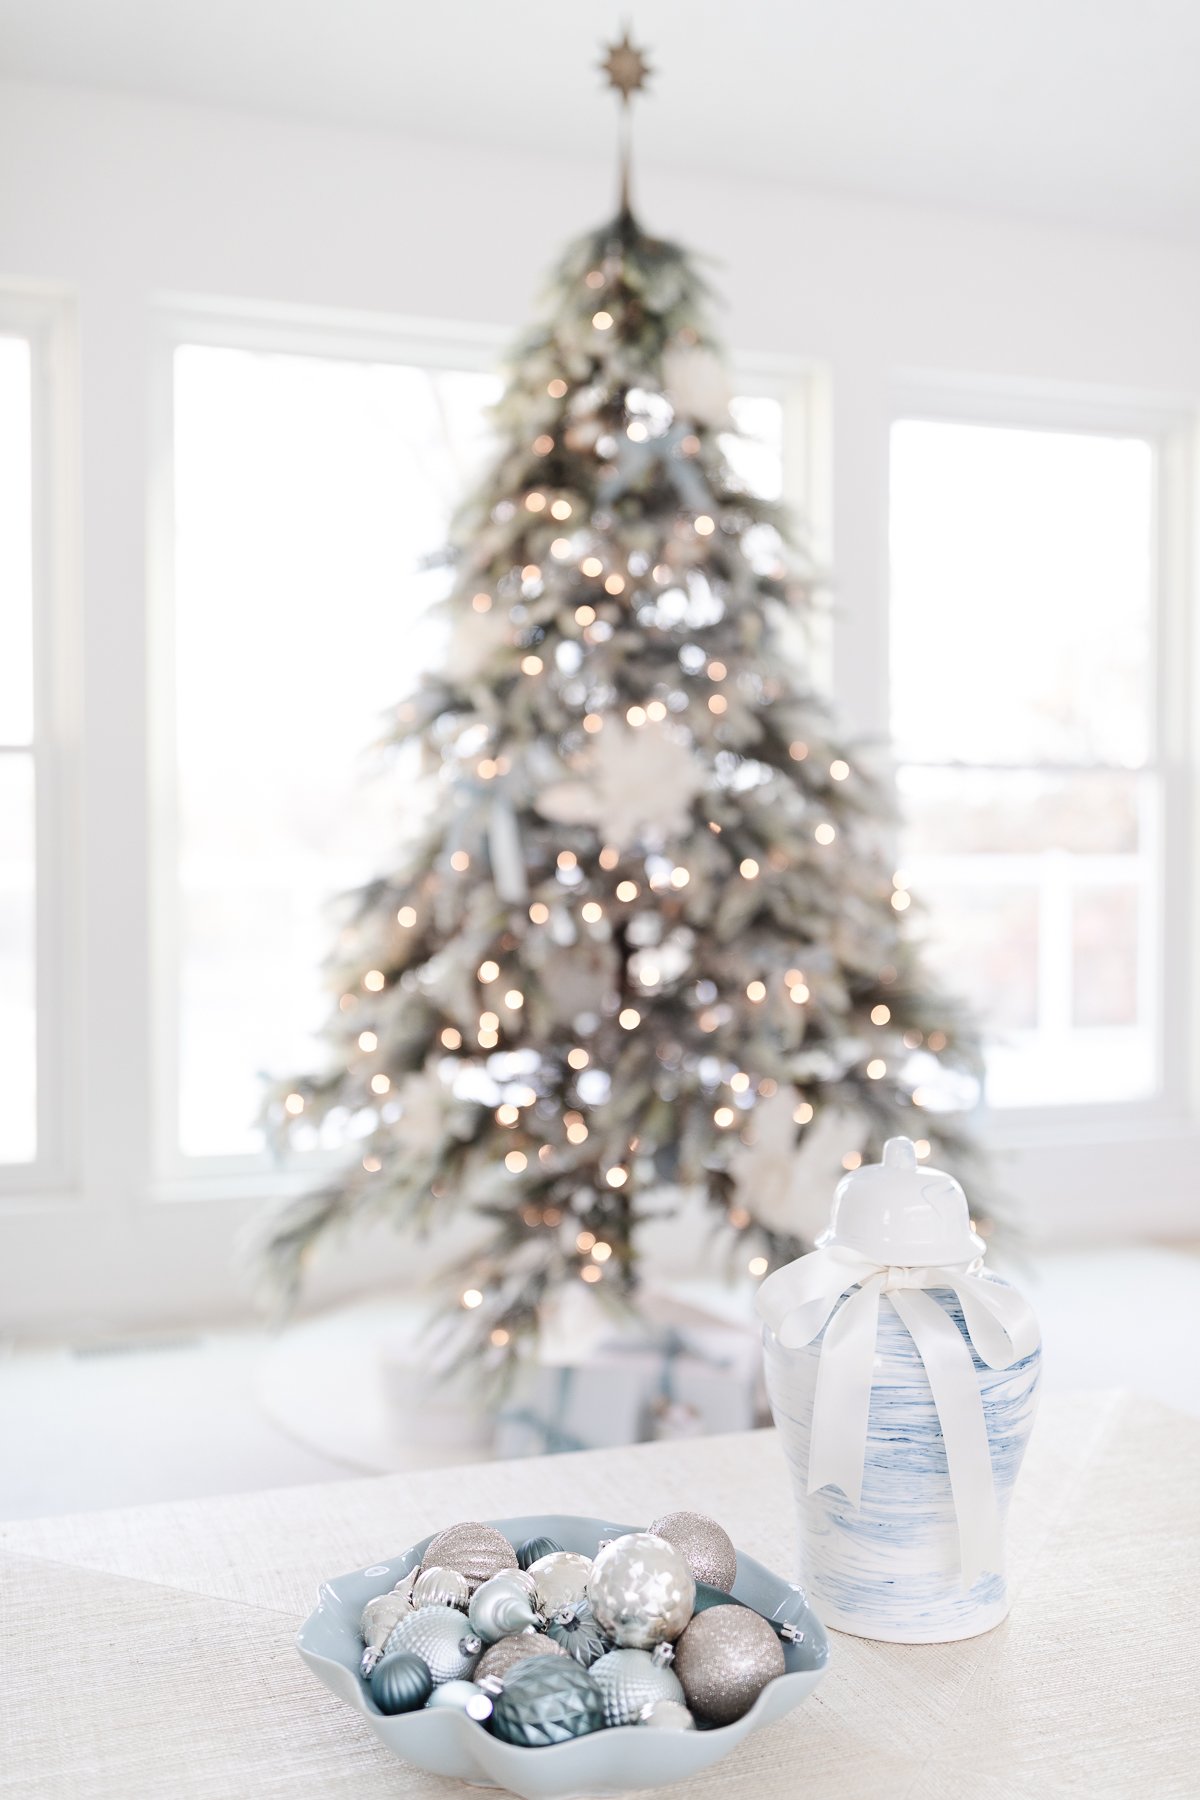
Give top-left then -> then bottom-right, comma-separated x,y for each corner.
789,982 -> 810,1003
504,1150 -> 527,1173
592,310 -> 614,329
441,1027 -> 462,1049
591,1241 -> 613,1263
529,901 -> 550,924
714,1106 -> 735,1128
581,901 -> 603,923
479,1011 -> 499,1032
927,1030 -> 948,1051
669,867 -> 690,888
626,705 -> 647,727
582,709 -> 603,730
604,572 -> 626,595
638,960 -> 661,987
814,823 -> 837,845
478,1028 -> 498,1049
842,1151 -> 863,1170
557,850 -> 577,871
363,969 -> 385,991
397,906 -> 417,927
477,759 -> 498,780
708,694 -> 728,715
606,1165 -> 628,1187
746,979 -> 766,1002
472,591 -> 492,613
284,1092 -> 305,1116
866,1059 -> 887,1080
707,660 -> 727,680
759,1077 -> 778,1096
740,858 -> 759,879
627,420 -> 648,442
357,1030 -> 378,1051
490,1327 -> 510,1347
794,1100 -> 814,1123
462,1288 -> 483,1309
522,563 -> 540,581
567,1047 -> 589,1069
547,378 -> 568,398
576,1229 -> 596,1251
748,1255 -> 768,1277
871,1003 -> 891,1025
551,538 -> 572,559
646,699 -> 667,721
619,1007 -> 641,1029
525,492 -> 547,512
521,654 -> 544,675
450,851 -> 470,872
581,1264 -> 602,1283
730,1071 -> 750,1093
478,959 -> 500,982
598,845 -> 620,870
362,1154 -> 382,1172
912,1087 -> 933,1108
339,993 -> 357,1012
830,759 -> 850,781
616,880 -> 638,902
581,555 -> 603,578
532,435 -> 554,455
915,1139 -> 931,1159
789,741 -> 809,761
565,1119 -> 588,1144
891,889 -> 911,911
575,604 -> 597,626
370,1073 -> 391,1095
695,514 -> 715,536
504,989 -> 524,1009
550,498 -> 572,520
698,1008 -> 719,1032
680,435 -> 700,456
903,1028 -> 924,1048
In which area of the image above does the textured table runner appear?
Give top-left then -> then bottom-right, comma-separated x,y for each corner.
2,1389 -> 1196,1798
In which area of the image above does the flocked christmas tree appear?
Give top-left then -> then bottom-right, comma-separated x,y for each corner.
259,36 -> 982,1376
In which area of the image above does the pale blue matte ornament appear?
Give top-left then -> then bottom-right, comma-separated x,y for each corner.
370,1651 -> 433,1715
488,1655 -> 605,1747
516,1534 -> 563,1570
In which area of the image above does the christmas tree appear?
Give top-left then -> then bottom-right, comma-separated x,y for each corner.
259,38 -> 981,1375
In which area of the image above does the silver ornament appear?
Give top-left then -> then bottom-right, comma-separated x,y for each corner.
649,1511 -> 738,1591
369,1650 -> 433,1715
640,1699 -> 696,1730
412,1565 -> 471,1612
468,1572 -> 543,1644
425,1679 -> 495,1722
590,1646 -> 685,1728
475,1631 -> 568,1684
672,1606 -> 785,1724
359,1588 -> 415,1676
489,1654 -> 606,1747
586,1532 -> 695,1649
383,1604 -> 483,1686
421,1521 -> 516,1592
545,1602 -> 608,1667
527,1550 -> 592,1616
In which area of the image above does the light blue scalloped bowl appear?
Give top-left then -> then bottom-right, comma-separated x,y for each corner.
297,1513 -> 830,1800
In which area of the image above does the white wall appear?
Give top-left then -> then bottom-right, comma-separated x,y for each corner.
2,78 -> 1198,1337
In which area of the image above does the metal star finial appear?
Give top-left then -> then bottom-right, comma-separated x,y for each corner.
600,29 -> 652,105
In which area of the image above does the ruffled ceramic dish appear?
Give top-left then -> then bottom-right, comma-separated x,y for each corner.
296,1512 -> 830,1800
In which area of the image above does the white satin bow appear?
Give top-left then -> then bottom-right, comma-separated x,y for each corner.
756,1244 -> 1041,1587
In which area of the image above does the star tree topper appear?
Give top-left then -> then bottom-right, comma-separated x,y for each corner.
600,28 -> 653,210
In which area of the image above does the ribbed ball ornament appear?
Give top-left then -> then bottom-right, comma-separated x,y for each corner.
516,1534 -> 563,1570
369,1651 -> 433,1715
488,1654 -> 606,1747
468,1572 -> 543,1644
649,1511 -> 738,1591
382,1605 -> 483,1685
412,1566 -> 471,1612
589,1647 -> 685,1727
359,1589 -> 415,1676
586,1533 -> 695,1649
545,1602 -> 608,1667
527,1550 -> 593,1616
475,1632 -> 568,1684
672,1606 -> 785,1724
421,1521 -> 517,1592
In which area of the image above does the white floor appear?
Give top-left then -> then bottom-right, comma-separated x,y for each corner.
2,1243 -> 1196,1521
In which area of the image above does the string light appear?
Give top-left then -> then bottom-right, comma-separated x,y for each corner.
565,1120 -> 588,1145
842,1151 -> 863,1170
891,889 -> 911,911
504,1150 -> 527,1173
532,434 -> 554,455
606,1165 -> 628,1187
789,741 -> 809,761
830,759 -> 850,781
669,868 -> 690,889
450,851 -> 470,872
585,269 -> 605,289
339,993 -> 357,1011
814,823 -> 837,845
794,1100 -> 814,1123
547,377 -> 568,397
581,556 -> 603,578
522,564 -> 541,582
504,989 -> 524,1009
551,499 -> 572,520
575,604 -> 597,626
581,901 -> 603,923
582,710 -> 603,731
694,514 -> 715,536
759,1077 -> 778,1096
557,850 -> 577,871
912,1087 -> 933,1107
362,1154 -> 382,1172
619,1007 -> 641,1030
740,858 -> 759,879
472,592 -> 492,612
581,1264 -> 602,1283
786,967 -> 804,984
730,1072 -> 750,1093
397,906 -> 417,928
748,1256 -> 768,1277
789,982 -> 810,1003
903,1029 -> 924,1048
441,1027 -> 462,1049
480,1010 -> 499,1031
866,1059 -> 887,1080
616,880 -> 638,902
604,572 -> 626,595
714,1106 -> 735,1128
551,538 -> 572,559
927,1030 -> 948,1052
284,1092 -> 305,1116
567,1047 -> 589,1069
526,492 -> 547,512
646,699 -> 667,721
592,311 -> 614,330
357,1030 -> 378,1051
680,435 -> 700,456
478,959 -> 500,981
627,420 -> 648,442
598,845 -> 620,870
521,654 -> 544,674
698,1008 -> 719,1032
478,1028 -> 498,1049
626,705 -> 647,727
462,1289 -> 483,1309
490,1327 -> 510,1347
707,660 -> 727,680
529,902 -> 550,924
363,969 -> 385,991
538,1144 -> 554,1164
576,1229 -> 596,1251
370,1073 -> 390,1095
592,1241 -> 613,1262
477,759 -> 498,780
871,1004 -> 891,1025
746,979 -> 766,1002
708,695 -> 728,715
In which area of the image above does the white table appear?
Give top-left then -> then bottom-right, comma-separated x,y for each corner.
3,1390 -> 1196,1798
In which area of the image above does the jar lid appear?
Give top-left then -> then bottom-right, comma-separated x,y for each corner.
819,1136 -> 984,1266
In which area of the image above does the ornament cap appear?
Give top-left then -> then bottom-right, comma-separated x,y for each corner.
819,1135 -> 984,1266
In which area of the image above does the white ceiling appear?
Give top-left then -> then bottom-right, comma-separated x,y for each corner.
3,0 -> 1200,242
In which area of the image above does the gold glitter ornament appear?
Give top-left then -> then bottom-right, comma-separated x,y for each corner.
648,1511 -> 738,1591
421,1521 -> 517,1593
672,1606 -> 785,1724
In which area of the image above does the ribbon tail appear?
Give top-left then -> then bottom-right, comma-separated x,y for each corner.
806,1278 -> 883,1508
890,1289 -> 1003,1589
952,1273 -> 1042,1369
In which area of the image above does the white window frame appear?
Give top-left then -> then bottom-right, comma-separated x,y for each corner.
884,374 -> 1200,1146
0,288 -> 79,1202
146,298 -> 827,1195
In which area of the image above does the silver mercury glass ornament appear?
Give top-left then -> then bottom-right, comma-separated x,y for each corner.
648,1511 -> 738,1591
382,1605 -> 483,1686
421,1521 -> 517,1593
425,1679 -> 495,1722
527,1550 -> 593,1616
586,1532 -> 696,1649
359,1588 -> 416,1676
412,1565 -> 471,1612
590,1645 -> 685,1728
468,1571 -> 544,1643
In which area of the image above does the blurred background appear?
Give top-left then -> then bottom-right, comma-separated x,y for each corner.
1,0 -> 1198,1518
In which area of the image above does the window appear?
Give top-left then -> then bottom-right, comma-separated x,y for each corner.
0,334 -> 37,1163
889,418 -> 1160,1109
160,330 -> 789,1166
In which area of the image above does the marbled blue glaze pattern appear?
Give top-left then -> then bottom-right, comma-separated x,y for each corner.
763,1276 -> 1041,1643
